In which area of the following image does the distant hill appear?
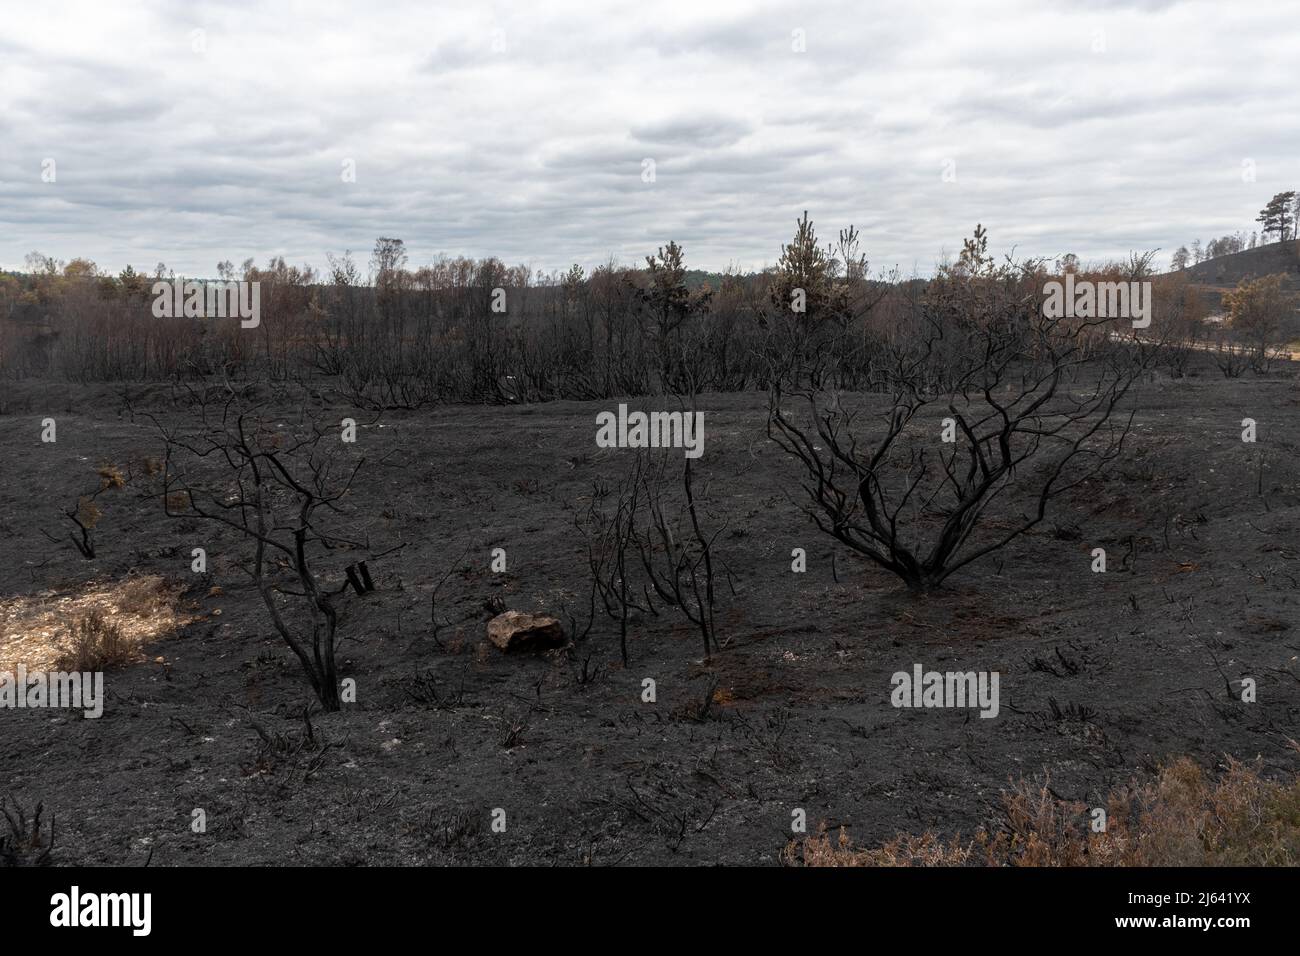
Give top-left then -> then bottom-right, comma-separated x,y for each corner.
1167,240 -> 1300,312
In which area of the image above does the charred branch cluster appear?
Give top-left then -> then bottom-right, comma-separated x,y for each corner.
150,384 -> 374,710
578,447 -> 729,664
769,251 -> 1152,590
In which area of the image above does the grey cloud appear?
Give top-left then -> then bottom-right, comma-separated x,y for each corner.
631,115 -> 756,149
0,0 -> 1296,278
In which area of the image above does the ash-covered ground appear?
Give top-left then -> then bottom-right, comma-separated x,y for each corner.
1,367 -> 1298,865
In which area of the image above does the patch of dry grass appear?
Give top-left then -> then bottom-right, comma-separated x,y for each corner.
0,574 -> 194,672
95,462 -> 126,490
785,755 -> 1300,867
54,608 -> 133,671
74,496 -> 102,529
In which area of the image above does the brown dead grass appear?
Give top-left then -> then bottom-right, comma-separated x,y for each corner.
785,755 -> 1300,867
74,497 -> 102,529
95,462 -> 126,490
54,608 -> 132,671
0,574 -> 194,671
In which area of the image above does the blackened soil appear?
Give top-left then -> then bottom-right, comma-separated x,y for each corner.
1,368 -> 1298,865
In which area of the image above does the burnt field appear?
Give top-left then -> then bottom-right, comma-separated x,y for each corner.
1,357 -> 1298,867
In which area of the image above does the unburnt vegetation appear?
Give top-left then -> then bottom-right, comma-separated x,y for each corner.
786,754 -> 1300,867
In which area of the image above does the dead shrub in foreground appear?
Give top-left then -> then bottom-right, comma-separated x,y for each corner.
55,608 -> 133,671
0,795 -> 55,867
768,226 -> 1149,591
155,390 -> 371,712
785,756 -> 1300,867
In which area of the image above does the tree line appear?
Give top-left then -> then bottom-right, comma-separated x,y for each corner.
0,215 -> 1294,401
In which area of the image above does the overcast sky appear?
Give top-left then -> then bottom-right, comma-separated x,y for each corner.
2,0 -> 1297,279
